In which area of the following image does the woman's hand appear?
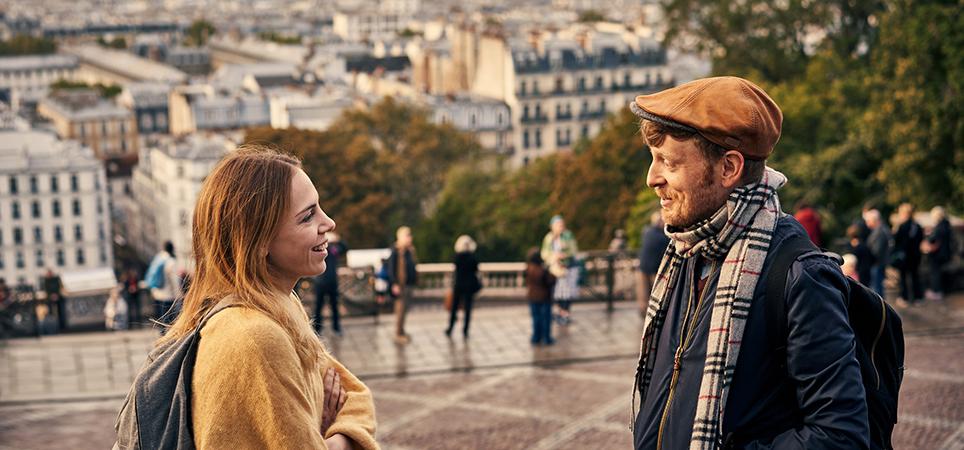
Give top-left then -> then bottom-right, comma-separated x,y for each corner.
321,367 -> 347,435
324,433 -> 353,450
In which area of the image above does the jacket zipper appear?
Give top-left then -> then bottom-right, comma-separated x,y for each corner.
870,295 -> 887,389
656,261 -> 716,450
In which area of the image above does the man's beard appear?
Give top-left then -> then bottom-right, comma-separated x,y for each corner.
667,175 -> 729,231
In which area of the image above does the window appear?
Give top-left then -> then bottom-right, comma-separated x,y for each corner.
50,175 -> 59,193
533,80 -> 540,94
581,125 -> 589,137
52,199 -> 61,217
74,224 -> 83,242
35,249 -> 44,268
100,246 -> 107,264
56,250 -> 65,267
0,254 -> 4,269
101,121 -> 107,136
179,210 -> 189,227
72,199 -> 81,216
33,226 -> 42,243
29,175 -> 37,193
16,251 -> 24,269
97,197 -> 103,214
624,73 -> 631,87
595,76 -> 603,90
11,201 -> 20,220
8,176 -> 17,194
534,103 -> 541,118
13,227 -> 22,245
141,113 -> 153,130
523,105 -> 529,119
498,112 -> 504,125
76,248 -> 85,265
523,130 -> 530,149
31,201 -> 40,218
156,113 -> 167,129
578,77 -> 586,92
520,81 -> 527,96
95,174 -> 101,191
54,225 -> 62,243
535,129 -> 542,148
0,229 -> 3,245
70,174 -> 79,192
555,77 -> 564,92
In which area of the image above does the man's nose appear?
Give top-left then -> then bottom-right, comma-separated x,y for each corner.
646,162 -> 664,189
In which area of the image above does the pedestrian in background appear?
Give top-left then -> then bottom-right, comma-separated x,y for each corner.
42,269 -> 64,332
447,235 -> 481,339
314,231 -> 347,336
893,203 -> 924,307
145,241 -> 182,331
865,209 -> 892,298
121,269 -> 142,328
145,147 -> 378,450
609,229 -> 628,253
387,226 -> 417,344
104,283 -> 128,331
541,215 -> 579,324
923,206 -> 954,301
526,248 -> 556,345
794,200 -> 823,247
637,211 -> 670,317
847,224 -> 874,285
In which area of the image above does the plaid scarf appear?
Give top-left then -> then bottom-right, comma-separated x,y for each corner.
632,167 -> 787,449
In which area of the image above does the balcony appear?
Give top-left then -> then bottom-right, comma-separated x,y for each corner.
520,114 -> 549,124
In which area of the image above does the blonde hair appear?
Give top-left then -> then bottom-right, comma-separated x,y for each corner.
454,235 -> 477,253
156,145 -> 325,369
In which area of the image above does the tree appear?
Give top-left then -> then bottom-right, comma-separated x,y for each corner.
0,35 -> 56,55
50,80 -> 123,98
97,36 -> 127,49
185,19 -> 216,47
577,10 -> 606,23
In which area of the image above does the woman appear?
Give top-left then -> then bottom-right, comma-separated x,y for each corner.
155,147 -> 378,449
447,235 -> 480,339
541,215 -> 579,324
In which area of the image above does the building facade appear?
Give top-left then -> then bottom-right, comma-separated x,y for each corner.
428,94 -> 512,154
37,89 -> 139,160
0,54 -> 78,110
127,135 -> 233,265
0,131 -> 113,287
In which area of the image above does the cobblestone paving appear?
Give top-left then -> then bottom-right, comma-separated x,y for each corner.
1,296 -> 963,449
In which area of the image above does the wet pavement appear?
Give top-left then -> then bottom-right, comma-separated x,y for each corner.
1,295 -> 963,449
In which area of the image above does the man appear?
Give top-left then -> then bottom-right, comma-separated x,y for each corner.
145,241 -> 182,332
314,232 -> 348,335
630,77 -> 868,449
637,212 -> 670,317
924,206 -> 953,301
865,209 -> 892,298
893,203 -> 924,307
386,226 -> 417,344
41,269 -> 65,331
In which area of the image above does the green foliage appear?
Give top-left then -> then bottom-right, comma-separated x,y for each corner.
0,34 -> 56,55
50,79 -> 122,98
397,28 -> 422,38
244,97 -> 483,250
661,0 -> 961,241
97,36 -> 127,49
577,10 -> 606,23
257,32 -> 301,45
185,19 -> 216,47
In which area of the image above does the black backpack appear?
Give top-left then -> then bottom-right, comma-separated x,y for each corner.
767,235 -> 904,450
113,302 -> 237,450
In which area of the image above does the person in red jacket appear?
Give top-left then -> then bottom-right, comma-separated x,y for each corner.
794,200 -> 823,247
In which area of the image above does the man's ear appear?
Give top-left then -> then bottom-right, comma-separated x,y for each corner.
720,150 -> 745,189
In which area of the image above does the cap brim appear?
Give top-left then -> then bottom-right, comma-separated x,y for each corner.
629,101 -> 698,134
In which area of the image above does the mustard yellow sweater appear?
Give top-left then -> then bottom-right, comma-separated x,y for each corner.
192,307 -> 379,450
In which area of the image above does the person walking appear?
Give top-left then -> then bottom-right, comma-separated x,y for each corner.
893,203 -> 924,307
138,147 -> 378,450
541,215 -> 579,324
636,212 -> 670,317
446,235 -> 481,339
41,269 -> 64,332
121,269 -> 142,328
865,209 -> 892,298
145,241 -> 182,330
386,226 -> 417,344
526,248 -> 556,345
847,224 -> 874,285
314,232 -> 347,336
923,206 -> 954,301
629,77 -> 868,449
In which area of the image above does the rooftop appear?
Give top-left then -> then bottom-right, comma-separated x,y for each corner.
40,90 -> 131,121
0,130 -> 100,173
64,44 -> 188,84
0,54 -> 78,73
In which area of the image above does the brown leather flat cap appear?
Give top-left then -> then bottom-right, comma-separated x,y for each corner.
631,76 -> 783,160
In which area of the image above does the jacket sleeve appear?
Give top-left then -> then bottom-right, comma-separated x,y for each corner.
193,313 -> 328,449
322,355 -> 379,450
385,250 -> 398,286
745,258 -> 870,450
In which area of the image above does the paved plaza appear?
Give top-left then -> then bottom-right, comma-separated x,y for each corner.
2,297 -> 964,449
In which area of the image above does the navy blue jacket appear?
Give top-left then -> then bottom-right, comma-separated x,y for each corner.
634,216 -> 869,449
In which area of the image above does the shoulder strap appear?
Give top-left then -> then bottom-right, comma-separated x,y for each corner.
766,235 -> 818,366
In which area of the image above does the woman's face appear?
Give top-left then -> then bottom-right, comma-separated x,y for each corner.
267,168 -> 336,290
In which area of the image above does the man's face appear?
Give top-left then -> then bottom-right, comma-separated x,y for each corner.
647,136 -> 729,228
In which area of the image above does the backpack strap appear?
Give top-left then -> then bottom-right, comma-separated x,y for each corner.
194,297 -> 240,333
765,234 -> 818,368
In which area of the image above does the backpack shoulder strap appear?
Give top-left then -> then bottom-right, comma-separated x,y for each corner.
766,234 -> 819,364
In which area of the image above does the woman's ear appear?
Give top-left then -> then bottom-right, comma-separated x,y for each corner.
720,150 -> 745,189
